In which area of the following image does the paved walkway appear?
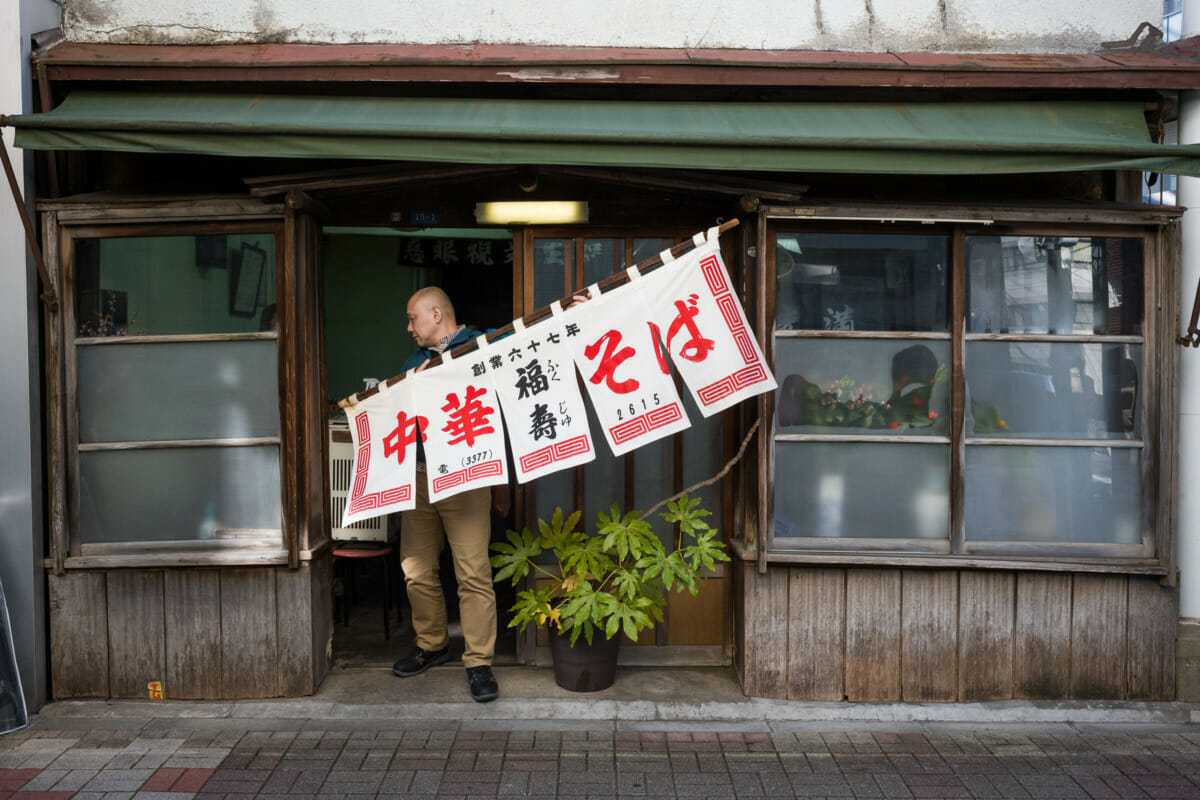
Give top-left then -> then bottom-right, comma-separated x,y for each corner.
3,715 -> 1199,799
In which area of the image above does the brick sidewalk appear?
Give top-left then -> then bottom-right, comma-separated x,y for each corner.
2,721 -> 1199,799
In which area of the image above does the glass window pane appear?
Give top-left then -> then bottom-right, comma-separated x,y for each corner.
582,238 -> 624,286
966,342 -> 1141,439
79,446 -> 282,544
633,237 -> 676,267
774,442 -> 949,539
74,233 -> 277,337
533,238 -> 571,308
78,340 -> 280,443
775,339 -> 950,436
966,236 -> 1143,335
965,446 -> 1141,543
775,233 -> 949,332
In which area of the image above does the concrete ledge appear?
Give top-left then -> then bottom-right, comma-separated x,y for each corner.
32,665 -> 1199,727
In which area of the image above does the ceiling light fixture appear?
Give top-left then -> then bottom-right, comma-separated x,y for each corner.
474,201 -> 589,225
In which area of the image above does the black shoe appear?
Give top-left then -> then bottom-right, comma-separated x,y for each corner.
466,665 -> 499,703
392,646 -> 450,677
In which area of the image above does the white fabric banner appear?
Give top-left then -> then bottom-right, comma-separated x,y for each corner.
640,229 -> 777,416
342,378 -> 419,526
561,275 -> 691,456
472,316 -> 596,483
410,349 -> 510,504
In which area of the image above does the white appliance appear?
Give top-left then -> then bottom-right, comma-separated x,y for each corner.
328,417 -> 389,542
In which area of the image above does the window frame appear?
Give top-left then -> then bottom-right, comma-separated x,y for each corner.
757,205 -> 1178,576
43,200 -> 292,569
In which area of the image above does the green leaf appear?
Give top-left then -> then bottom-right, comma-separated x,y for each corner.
488,527 -> 541,586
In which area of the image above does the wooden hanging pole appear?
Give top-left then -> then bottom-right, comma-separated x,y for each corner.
334,217 -> 740,412
0,118 -> 57,311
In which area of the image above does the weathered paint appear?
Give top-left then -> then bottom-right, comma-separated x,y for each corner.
63,0 -> 1161,54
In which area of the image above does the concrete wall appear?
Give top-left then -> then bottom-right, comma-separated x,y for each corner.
63,0 -> 1159,53
1,0 -> 61,714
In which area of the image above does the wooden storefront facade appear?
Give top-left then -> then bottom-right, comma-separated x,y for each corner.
13,40 -> 1198,701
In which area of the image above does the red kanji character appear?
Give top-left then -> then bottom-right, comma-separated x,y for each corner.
382,411 -> 427,465
584,330 -> 639,395
442,385 -> 496,447
666,294 -> 715,363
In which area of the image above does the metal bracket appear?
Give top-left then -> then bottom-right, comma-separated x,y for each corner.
1101,21 -> 1164,53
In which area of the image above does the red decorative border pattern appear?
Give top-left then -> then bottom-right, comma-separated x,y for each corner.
346,411 -> 413,516
519,433 -> 592,473
431,458 -> 504,494
701,253 -> 757,366
697,363 -> 769,406
609,402 -> 683,445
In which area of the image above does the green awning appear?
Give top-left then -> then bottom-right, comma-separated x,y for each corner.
11,91 -> 1200,176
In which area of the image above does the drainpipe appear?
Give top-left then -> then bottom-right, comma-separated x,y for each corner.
1177,0 -> 1200,700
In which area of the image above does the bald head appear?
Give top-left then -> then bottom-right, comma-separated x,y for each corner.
406,286 -> 458,349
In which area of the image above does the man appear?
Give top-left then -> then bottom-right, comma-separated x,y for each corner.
392,286 -> 500,703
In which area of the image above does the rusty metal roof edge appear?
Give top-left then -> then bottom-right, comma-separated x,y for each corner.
30,38 -> 1200,72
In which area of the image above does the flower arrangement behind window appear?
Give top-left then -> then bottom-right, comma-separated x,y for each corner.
778,344 -> 947,430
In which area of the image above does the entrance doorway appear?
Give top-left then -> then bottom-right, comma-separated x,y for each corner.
319,223 -> 733,670
321,227 -> 518,669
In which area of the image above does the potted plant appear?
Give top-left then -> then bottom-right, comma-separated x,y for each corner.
489,494 -> 729,692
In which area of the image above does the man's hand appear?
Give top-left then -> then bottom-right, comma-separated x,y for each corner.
566,289 -> 591,310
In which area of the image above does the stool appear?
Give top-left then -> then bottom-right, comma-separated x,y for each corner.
332,542 -> 395,640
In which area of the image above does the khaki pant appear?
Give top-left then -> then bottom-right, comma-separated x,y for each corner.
400,474 -> 496,668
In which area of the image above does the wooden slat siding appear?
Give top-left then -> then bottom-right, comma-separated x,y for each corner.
309,554 -> 334,691
1070,574 -> 1130,699
220,567 -> 279,698
1126,577 -> 1177,701
845,569 -> 902,701
163,569 -> 222,699
786,568 -> 845,701
106,570 -> 166,699
957,571 -> 1015,702
739,562 -> 790,698
275,563 -> 316,696
668,577 -> 724,646
48,572 -> 108,698
1013,572 -> 1072,698
900,570 -> 958,702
